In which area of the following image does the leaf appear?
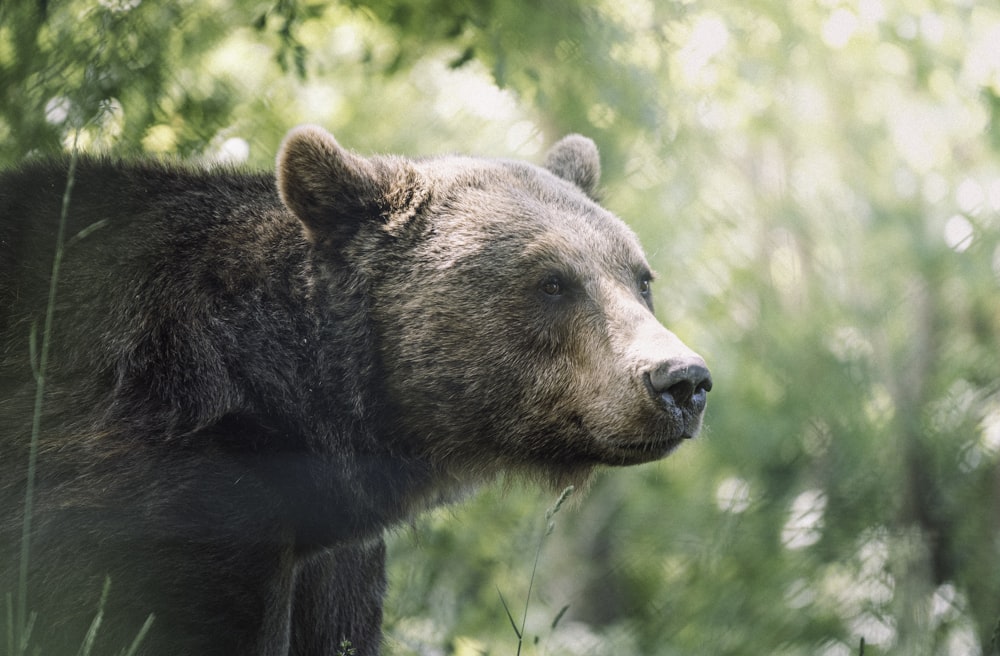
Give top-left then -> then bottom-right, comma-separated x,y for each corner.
550,604 -> 570,631
293,43 -> 308,79
449,46 -> 475,69
496,587 -> 521,640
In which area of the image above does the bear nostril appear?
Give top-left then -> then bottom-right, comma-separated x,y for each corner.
648,358 -> 712,409
667,379 -> 695,406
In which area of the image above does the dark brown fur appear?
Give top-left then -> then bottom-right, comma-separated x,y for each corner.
0,126 -> 710,655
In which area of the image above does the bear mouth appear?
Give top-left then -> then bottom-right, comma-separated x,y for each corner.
605,433 -> 687,465
600,394 -> 705,465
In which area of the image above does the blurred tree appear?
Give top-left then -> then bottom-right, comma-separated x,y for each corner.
2,0 -> 1000,654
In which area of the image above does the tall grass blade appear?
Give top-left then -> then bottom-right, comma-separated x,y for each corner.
496,588 -> 521,641
16,131 -> 80,652
521,486 -> 574,640
118,613 -> 154,656
17,612 -> 35,656
77,578 -> 111,656
497,486 -> 576,656
6,592 -> 13,656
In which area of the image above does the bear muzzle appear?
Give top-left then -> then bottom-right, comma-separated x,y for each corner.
645,355 -> 713,438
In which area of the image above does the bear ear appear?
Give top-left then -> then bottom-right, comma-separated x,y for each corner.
543,134 -> 601,199
276,125 -> 429,243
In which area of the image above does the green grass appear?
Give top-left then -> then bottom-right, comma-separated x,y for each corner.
497,486 -> 574,656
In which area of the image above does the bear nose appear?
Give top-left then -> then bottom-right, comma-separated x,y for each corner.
648,357 -> 713,408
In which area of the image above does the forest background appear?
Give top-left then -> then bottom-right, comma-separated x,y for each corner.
2,0 -> 1000,654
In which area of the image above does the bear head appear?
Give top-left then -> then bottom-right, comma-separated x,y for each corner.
276,125 -> 711,491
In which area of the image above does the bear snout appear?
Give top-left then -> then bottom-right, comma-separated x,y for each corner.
646,356 -> 713,419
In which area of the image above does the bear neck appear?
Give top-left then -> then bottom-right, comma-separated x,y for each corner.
214,237 -> 442,544
104,190 -> 440,544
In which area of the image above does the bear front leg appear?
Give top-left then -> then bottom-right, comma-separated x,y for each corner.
19,512 -> 300,656
289,538 -> 388,656
9,443 -> 305,656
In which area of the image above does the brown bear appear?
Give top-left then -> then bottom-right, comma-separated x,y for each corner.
0,126 -> 711,656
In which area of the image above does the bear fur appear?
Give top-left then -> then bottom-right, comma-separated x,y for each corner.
0,126 -> 711,656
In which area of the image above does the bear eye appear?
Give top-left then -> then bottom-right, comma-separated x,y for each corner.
541,276 -> 563,297
638,273 -> 655,310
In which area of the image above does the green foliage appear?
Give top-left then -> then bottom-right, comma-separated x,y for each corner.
4,0 -> 1000,654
